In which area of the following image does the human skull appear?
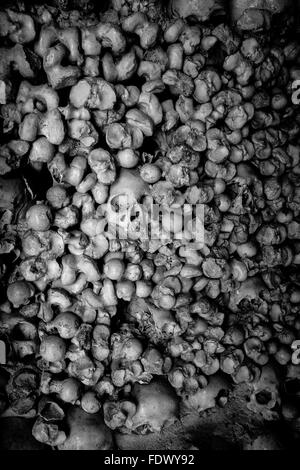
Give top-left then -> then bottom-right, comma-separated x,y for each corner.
106,169 -> 149,242
129,378 -> 179,433
59,406 -> 113,450
181,374 -> 230,413
247,365 -> 280,420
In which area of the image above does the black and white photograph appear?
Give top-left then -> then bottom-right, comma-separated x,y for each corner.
0,0 -> 299,456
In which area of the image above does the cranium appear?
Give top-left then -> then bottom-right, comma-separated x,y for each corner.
103,378 -> 178,434
181,373 -> 230,413
59,406 -> 113,450
247,364 -> 280,420
105,169 -> 150,242
129,378 -> 179,433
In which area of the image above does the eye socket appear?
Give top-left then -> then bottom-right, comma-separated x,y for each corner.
255,390 -> 273,405
135,423 -> 149,434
